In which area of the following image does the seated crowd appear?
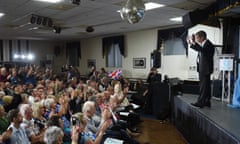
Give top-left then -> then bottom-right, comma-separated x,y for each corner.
0,64 -> 144,144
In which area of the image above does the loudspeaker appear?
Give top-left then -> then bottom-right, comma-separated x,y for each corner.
151,50 -> 161,68
86,26 -> 94,33
53,26 -> 61,34
182,9 -> 208,29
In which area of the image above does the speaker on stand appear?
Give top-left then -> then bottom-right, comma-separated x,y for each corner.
151,50 -> 161,68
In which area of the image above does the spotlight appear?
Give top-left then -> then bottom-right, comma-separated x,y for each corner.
86,26 -> 94,33
42,17 -> 48,26
30,15 -> 53,27
71,0 -> 80,5
53,26 -> 61,34
30,15 -> 37,24
48,18 -> 53,27
36,16 -> 43,25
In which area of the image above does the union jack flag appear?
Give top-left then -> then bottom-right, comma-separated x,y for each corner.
108,69 -> 122,80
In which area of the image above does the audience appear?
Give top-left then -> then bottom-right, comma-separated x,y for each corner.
0,64 -> 146,144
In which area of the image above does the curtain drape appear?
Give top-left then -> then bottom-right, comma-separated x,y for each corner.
157,27 -> 188,55
66,41 -> 81,66
102,35 -> 125,58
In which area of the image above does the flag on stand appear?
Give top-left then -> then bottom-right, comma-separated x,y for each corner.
108,69 -> 122,80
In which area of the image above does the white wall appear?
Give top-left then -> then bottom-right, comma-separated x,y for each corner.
80,28 -> 189,80
1,24 -> 222,80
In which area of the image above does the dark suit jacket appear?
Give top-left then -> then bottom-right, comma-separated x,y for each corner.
190,40 -> 215,75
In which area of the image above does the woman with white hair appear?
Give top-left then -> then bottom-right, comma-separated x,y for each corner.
44,126 -> 63,144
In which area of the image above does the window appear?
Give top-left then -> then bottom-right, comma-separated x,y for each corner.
107,43 -> 122,67
102,35 -> 125,68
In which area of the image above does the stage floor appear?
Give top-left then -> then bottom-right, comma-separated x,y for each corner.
174,94 -> 240,144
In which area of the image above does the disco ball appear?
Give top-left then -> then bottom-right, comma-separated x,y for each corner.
120,0 -> 145,24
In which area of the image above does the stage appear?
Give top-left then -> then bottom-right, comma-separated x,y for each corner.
173,94 -> 240,144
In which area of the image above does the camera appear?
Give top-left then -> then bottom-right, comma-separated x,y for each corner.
34,119 -> 45,130
71,116 -> 80,126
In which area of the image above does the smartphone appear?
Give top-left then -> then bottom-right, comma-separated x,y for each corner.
71,116 -> 79,126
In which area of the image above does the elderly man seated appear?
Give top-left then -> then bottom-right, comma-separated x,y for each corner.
20,104 -> 45,143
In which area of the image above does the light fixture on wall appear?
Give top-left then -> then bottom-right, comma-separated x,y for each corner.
13,53 -> 34,61
120,0 -> 145,24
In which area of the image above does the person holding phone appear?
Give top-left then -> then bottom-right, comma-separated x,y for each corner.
187,30 -> 215,108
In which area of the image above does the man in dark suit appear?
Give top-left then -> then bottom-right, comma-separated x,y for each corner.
187,30 -> 215,108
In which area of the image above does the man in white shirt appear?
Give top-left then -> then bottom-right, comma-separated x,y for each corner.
3,109 -> 31,144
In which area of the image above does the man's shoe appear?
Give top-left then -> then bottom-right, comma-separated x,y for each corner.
191,102 -> 204,108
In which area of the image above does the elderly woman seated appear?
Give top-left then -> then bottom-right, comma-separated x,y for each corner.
44,126 -> 64,144
71,112 -> 110,144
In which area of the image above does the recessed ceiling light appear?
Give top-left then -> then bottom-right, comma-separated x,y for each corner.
34,0 -> 62,3
170,17 -> 182,22
117,2 -> 164,13
0,13 -> 5,18
145,2 -> 165,11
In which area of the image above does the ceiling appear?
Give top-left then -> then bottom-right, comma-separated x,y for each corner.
0,0 -> 217,40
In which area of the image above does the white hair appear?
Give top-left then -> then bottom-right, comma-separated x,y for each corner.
19,104 -> 30,116
41,98 -> 55,110
44,126 -> 63,144
82,101 -> 95,113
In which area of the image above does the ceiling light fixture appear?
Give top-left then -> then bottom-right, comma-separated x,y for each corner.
170,17 -> 183,22
117,2 -> 164,12
145,2 -> 165,11
34,0 -> 62,3
0,13 -> 5,18
120,0 -> 145,24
